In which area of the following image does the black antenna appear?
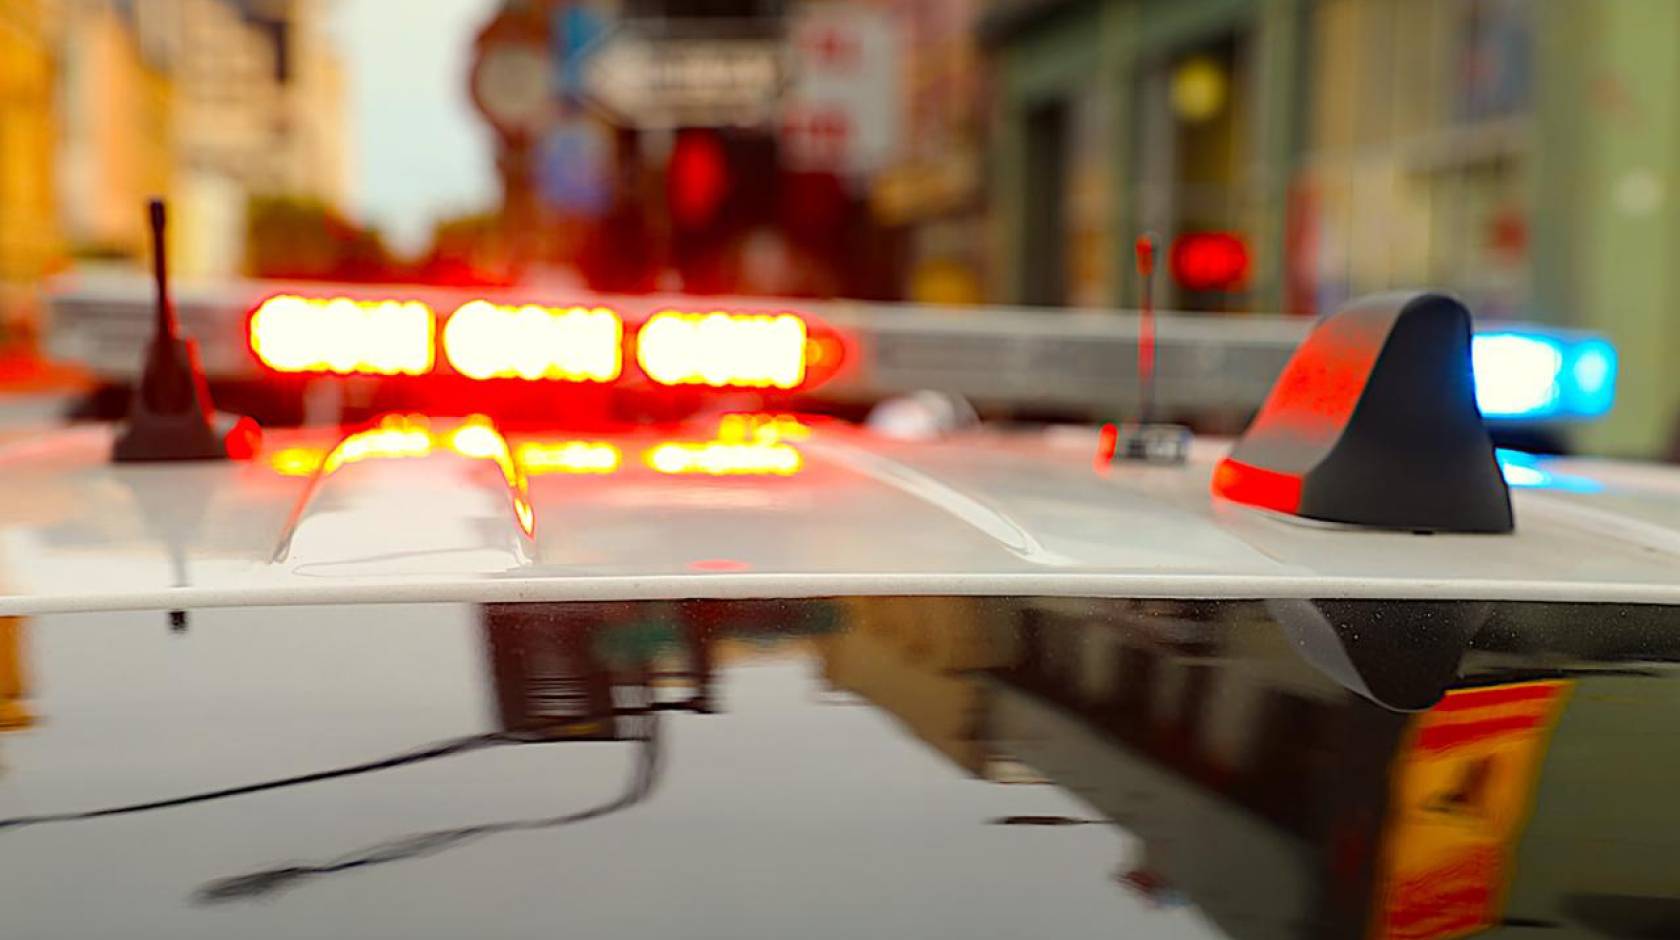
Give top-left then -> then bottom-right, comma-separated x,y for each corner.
1097,232 -> 1191,466
150,200 -> 177,341
1135,234 -> 1157,424
114,197 -> 258,462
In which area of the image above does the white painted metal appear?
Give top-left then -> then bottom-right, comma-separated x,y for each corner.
1,419 -> 1677,616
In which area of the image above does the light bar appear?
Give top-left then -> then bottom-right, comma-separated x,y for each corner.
1472,331 -> 1617,420
636,311 -> 807,389
442,301 -> 622,382
250,295 -> 434,376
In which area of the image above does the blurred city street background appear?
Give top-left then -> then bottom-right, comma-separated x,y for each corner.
1,0 -> 1676,457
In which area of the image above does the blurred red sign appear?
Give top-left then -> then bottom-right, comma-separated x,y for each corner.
1170,232 -> 1250,292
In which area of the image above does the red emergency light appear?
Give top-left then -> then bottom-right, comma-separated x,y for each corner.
634,310 -> 810,390
250,295 -> 435,376
442,300 -> 622,381
246,295 -> 843,394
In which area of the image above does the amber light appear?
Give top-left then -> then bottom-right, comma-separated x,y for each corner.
250,295 -> 435,376
442,300 -> 622,382
635,311 -> 807,389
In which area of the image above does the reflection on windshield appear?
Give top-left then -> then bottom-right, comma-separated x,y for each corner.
0,616 -> 27,734
1,598 -> 1678,937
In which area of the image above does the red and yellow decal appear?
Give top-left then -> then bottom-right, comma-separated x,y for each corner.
1373,680 -> 1572,940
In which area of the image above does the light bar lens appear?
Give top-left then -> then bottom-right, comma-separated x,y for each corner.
250,295 -> 435,376
443,301 -> 622,381
1472,331 -> 1617,420
636,311 -> 807,389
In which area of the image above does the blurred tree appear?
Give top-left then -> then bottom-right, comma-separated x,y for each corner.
245,196 -> 394,282
414,212 -> 519,287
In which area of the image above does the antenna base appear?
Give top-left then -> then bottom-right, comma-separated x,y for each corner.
113,335 -> 259,462
1100,422 -> 1192,465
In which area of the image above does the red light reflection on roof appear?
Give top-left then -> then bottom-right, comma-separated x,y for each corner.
688,558 -> 751,572
1095,423 -> 1120,469
645,441 -> 803,476
267,414 -> 536,536
322,414 -> 433,473
515,440 -> 622,475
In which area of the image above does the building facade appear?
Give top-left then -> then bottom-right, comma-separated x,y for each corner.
984,0 -> 1680,457
0,0 -> 60,345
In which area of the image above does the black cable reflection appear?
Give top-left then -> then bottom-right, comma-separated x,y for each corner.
195,707 -> 662,904
0,729 -> 525,833
0,705 -> 667,905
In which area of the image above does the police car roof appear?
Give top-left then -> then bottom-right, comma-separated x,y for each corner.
1,417 -> 1678,616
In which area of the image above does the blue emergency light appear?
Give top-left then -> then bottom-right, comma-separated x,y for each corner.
1472,329 -> 1617,421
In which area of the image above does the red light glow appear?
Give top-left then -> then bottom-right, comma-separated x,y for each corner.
250,295 -> 435,376
444,415 -> 534,536
689,558 -> 751,572
1095,423 -> 1119,469
716,413 -> 811,443
223,416 -> 261,460
1210,456 -> 1303,516
636,311 -> 807,389
322,414 -> 434,474
1170,232 -> 1250,292
269,446 -> 326,476
442,300 -> 622,382
668,130 -> 729,228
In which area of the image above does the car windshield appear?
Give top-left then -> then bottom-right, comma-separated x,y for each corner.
4,597 -> 1680,937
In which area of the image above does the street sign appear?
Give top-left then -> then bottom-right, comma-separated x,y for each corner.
551,3 -> 610,102
537,119 -> 612,215
469,8 -> 554,143
780,5 -> 902,176
581,20 -> 785,129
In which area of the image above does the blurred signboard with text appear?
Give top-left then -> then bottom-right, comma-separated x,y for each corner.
779,4 -> 903,177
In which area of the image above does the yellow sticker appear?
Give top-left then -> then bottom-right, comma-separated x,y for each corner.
1373,680 -> 1572,940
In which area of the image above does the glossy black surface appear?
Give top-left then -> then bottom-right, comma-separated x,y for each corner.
1,597 -> 1678,938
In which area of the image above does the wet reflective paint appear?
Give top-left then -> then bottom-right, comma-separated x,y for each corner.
2,597 -> 1677,938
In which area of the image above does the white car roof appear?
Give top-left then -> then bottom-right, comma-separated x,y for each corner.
2,417 -> 1679,615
